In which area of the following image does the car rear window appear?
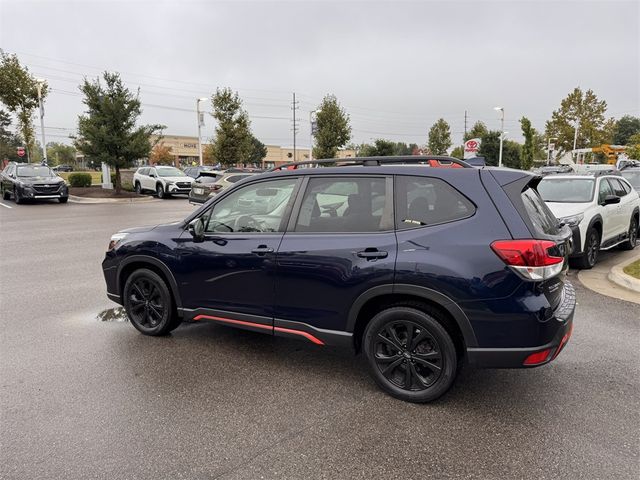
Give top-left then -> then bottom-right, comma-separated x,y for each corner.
521,187 -> 560,235
227,174 -> 251,183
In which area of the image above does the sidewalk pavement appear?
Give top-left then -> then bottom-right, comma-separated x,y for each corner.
578,247 -> 640,305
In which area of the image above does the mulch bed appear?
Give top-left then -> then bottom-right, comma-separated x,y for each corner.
69,187 -> 146,199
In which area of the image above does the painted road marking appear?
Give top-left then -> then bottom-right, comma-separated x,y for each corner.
0,202 -> 13,209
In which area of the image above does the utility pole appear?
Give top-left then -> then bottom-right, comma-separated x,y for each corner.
572,120 -> 579,161
36,79 -> 46,164
463,110 -> 468,157
494,106 -> 504,168
291,92 -> 299,161
196,97 -> 207,166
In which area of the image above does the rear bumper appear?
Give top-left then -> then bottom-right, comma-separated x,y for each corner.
466,281 -> 576,368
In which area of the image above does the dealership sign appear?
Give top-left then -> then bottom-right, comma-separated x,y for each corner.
464,138 -> 481,159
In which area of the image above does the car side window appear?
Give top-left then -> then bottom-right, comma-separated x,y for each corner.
294,177 -> 390,233
598,179 -> 614,203
610,178 -> 628,197
395,175 -> 475,229
202,178 -> 298,234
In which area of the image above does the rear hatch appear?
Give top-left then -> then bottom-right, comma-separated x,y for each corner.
492,171 -> 572,311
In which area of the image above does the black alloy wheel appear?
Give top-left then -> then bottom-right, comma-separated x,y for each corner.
123,269 -> 180,335
134,182 -> 142,195
580,228 -> 600,269
622,216 -> 638,250
1,186 -> 9,200
364,307 -> 457,403
14,187 -> 23,204
156,184 -> 165,199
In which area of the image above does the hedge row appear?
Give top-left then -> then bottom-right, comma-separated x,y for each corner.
68,173 -> 92,187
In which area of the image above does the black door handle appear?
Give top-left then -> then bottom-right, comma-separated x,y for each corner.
357,249 -> 388,259
252,246 -> 274,255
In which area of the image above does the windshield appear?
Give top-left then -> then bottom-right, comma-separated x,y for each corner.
16,165 -> 54,177
538,178 -> 595,202
157,167 -> 186,177
621,171 -> 640,189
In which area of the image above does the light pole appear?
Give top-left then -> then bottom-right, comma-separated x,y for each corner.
36,78 -> 47,164
309,109 -> 320,161
572,120 -> 579,161
494,106 -> 504,168
196,97 -> 207,166
547,137 -> 557,165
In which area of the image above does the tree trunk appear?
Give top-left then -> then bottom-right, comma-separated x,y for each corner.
114,165 -> 122,194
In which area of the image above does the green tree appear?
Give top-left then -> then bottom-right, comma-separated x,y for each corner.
520,117 -> 535,170
149,142 -> 174,165
0,109 -> 22,162
248,135 -> 267,166
626,133 -> 640,160
46,142 -> 76,167
464,121 -> 488,141
544,87 -> 611,154
478,130 -> 521,168
74,72 -> 163,193
209,88 -> 253,167
313,94 -> 351,159
427,118 -> 452,155
0,51 -> 48,162
450,146 -> 463,159
613,115 -> 640,145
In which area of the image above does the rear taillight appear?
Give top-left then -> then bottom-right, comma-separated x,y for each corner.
523,348 -> 552,366
491,239 -> 564,281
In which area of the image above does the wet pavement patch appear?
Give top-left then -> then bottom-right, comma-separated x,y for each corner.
96,307 -> 129,322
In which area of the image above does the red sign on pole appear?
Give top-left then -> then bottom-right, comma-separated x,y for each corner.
17,147 -> 25,157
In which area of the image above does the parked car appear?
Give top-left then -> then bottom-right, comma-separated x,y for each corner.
133,166 -> 195,198
188,171 -> 224,204
538,172 -> 639,269
184,165 -> 217,179
103,156 -> 576,403
620,166 -> 640,192
52,164 -> 74,172
206,170 -> 256,195
1,162 -> 69,204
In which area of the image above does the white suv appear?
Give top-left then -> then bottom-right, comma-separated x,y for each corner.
538,173 -> 639,268
133,166 -> 195,199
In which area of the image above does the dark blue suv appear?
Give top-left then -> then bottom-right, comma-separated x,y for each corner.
102,156 -> 576,402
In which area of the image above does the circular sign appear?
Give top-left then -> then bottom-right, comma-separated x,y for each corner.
465,140 -> 478,150
17,147 -> 25,157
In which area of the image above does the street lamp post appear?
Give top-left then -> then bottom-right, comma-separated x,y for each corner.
494,106 -> 504,168
547,137 -> 557,165
36,79 -> 46,164
196,97 -> 208,166
309,109 -> 320,161
572,120 -> 579,161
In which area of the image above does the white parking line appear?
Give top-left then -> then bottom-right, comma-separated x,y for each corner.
0,202 -> 13,209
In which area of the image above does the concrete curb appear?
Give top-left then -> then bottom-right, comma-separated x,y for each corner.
608,254 -> 640,293
68,195 -> 160,204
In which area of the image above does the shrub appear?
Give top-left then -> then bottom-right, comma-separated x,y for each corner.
121,181 -> 135,192
68,173 -> 92,188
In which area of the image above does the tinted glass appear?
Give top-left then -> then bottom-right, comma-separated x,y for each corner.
609,178 -> 627,197
227,174 -> 251,183
203,178 -> 297,233
598,179 -> 614,203
197,176 -> 219,184
621,170 -> 640,190
157,167 -> 186,177
16,165 -> 53,177
538,178 -> 594,202
295,177 -> 389,232
521,187 -> 560,235
395,176 -> 475,229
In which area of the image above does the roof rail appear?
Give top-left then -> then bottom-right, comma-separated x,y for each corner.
266,155 -> 473,172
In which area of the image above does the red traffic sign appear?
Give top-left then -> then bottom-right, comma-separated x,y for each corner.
17,147 -> 25,157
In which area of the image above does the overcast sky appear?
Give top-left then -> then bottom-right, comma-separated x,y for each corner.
1,0 -> 638,149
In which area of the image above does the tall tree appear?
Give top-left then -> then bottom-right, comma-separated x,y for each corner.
427,118 -> 452,155
0,109 -> 22,162
544,87 -> 611,154
74,72 -> 163,193
46,142 -> 76,166
626,133 -> 640,160
478,130 -> 521,168
248,135 -> 267,166
0,51 -> 48,161
520,117 -> 535,170
464,121 -> 488,141
314,94 -> 351,159
613,115 -> 640,145
209,88 -> 253,167
149,142 -> 174,165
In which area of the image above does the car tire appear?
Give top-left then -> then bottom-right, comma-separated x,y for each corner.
575,227 -> 600,269
134,182 -> 142,195
14,187 -> 23,204
621,216 -> 638,250
156,183 -> 166,199
123,268 -> 181,336
363,307 -> 457,403
1,186 -> 9,200
58,197 -> 68,204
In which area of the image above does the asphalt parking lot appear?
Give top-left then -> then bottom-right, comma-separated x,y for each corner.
1,198 -> 639,479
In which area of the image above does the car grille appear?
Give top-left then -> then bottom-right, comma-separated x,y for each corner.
33,184 -> 61,194
176,182 -> 191,188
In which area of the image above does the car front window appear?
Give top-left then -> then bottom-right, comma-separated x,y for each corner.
157,167 -> 186,177
538,178 -> 595,203
16,165 -> 54,177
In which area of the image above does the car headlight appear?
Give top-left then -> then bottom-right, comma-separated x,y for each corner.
559,213 -> 584,227
165,181 -> 174,185
108,232 -> 129,251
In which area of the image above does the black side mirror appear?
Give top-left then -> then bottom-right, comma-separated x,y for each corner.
602,195 -> 620,206
188,218 -> 205,242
